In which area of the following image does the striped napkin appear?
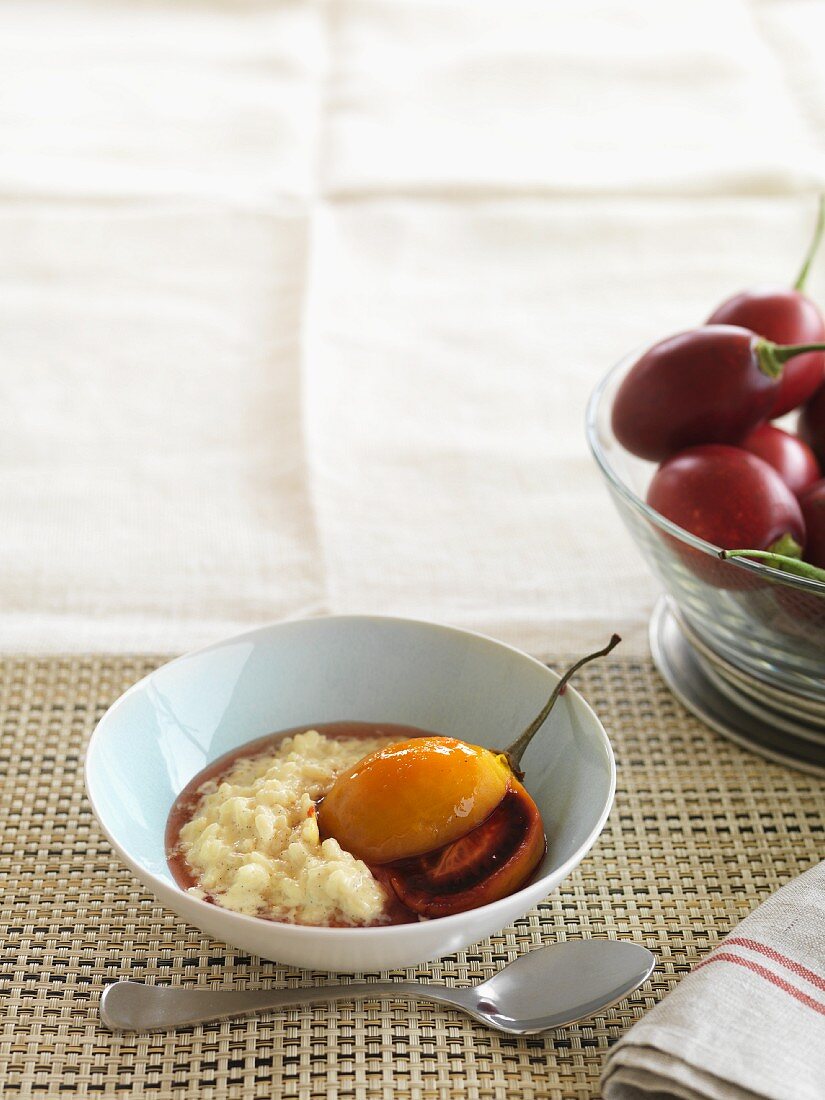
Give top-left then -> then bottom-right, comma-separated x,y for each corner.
602,859 -> 825,1100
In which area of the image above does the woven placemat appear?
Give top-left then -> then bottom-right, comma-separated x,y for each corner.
1,655 -> 823,1100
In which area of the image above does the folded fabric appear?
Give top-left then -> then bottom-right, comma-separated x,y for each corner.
602,859 -> 825,1100
2,2 -> 824,658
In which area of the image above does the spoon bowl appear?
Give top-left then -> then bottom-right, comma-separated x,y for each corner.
100,939 -> 655,1035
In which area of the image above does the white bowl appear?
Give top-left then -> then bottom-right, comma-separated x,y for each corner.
85,616 -> 615,972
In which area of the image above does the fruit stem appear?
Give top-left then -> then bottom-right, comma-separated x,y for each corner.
719,549 -> 825,583
755,339 -> 825,379
768,533 -> 803,559
503,634 -> 622,778
793,194 -> 825,291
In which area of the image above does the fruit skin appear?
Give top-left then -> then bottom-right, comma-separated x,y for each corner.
646,444 -> 806,587
708,288 -> 825,416
740,423 -> 821,497
798,382 -> 825,466
387,780 -> 546,919
611,326 -> 780,462
800,479 -> 825,568
318,736 -> 511,864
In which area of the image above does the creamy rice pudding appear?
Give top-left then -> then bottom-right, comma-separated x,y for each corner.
166,724 -> 425,927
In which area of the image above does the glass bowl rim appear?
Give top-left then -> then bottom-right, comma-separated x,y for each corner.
585,349 -> 825,597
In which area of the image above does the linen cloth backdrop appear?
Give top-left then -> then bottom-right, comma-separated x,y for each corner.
2,0 -> 825,657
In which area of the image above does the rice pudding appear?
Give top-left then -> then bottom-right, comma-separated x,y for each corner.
167,724 -> 426,927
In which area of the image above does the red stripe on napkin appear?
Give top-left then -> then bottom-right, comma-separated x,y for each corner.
694,952 -> 825,1016
724,937 -> 825,992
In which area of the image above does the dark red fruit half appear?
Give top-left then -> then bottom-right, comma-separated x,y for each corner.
387,782 -> 545,919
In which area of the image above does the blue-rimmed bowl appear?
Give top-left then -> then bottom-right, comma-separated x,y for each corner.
86,616 -> 615,972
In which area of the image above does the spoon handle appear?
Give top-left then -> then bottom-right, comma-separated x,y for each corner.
99,980 -> 469,1032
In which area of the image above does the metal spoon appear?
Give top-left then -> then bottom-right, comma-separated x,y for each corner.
99,939 -> 654,1035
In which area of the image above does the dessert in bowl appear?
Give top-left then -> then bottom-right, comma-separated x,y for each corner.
86,616 -> 615,971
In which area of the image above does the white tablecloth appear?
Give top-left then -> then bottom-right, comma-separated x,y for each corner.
3,0 -> 825,657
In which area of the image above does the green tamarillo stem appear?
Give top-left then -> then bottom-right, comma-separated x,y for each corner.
793,194 -> 825,291
768,533 -> 803,558
719,549 -> 825,584
756,339 -> 825,379
503,634 -> 622,778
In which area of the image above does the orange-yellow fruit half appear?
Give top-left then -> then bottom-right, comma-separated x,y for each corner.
319,735 -> 511,864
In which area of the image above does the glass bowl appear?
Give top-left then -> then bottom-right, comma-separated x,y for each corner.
586,350 -> 825,703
